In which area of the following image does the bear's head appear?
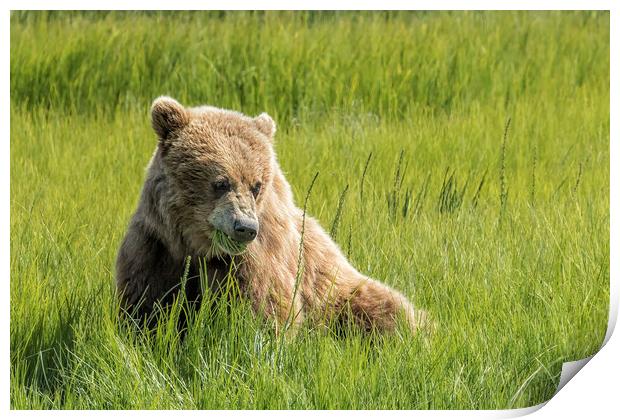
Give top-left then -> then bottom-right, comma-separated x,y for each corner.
150,96 -> 277,257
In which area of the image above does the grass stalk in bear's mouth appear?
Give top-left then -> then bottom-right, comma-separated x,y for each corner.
211,229 -> 248,256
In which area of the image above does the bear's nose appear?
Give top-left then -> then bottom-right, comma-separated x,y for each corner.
232,218 -> 258,242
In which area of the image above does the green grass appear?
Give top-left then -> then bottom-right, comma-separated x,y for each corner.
10,11 -> 609,409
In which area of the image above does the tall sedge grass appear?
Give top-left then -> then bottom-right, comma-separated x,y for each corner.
10,11 -> 609,409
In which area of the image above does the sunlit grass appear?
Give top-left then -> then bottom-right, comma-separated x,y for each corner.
10,10 -> 609,409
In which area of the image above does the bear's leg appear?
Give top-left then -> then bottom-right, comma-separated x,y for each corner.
116,222 -> 190,322
244,276 -> 304,337
335,275 -> 427,333
300,217 -> 427,334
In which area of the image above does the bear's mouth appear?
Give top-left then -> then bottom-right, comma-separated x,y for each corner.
210,229 -> 248,256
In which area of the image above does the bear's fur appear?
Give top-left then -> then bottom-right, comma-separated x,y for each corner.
116,97 -> 427,334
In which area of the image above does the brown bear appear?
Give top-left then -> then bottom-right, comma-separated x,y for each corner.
116,96 -> 427,334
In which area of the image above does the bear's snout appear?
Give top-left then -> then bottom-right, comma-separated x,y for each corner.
232,217 -> 259,242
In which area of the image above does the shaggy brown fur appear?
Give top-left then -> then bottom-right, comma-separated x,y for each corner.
116,97 -> 427,334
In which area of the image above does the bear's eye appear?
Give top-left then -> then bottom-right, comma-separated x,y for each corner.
212,179 -> 231,194
251,182 -> 262,198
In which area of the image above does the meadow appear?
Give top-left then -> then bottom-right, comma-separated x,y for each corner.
10,11 -> 610,409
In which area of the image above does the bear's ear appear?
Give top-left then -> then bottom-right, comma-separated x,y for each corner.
151,96 -> 189,141
254,113 -> 276,140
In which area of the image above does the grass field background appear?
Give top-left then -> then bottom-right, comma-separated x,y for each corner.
10,11 -> 609,409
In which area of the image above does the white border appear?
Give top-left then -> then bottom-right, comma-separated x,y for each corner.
3,2 -> 616,418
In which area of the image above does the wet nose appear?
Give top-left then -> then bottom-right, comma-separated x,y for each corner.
232,218 -> 258,242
